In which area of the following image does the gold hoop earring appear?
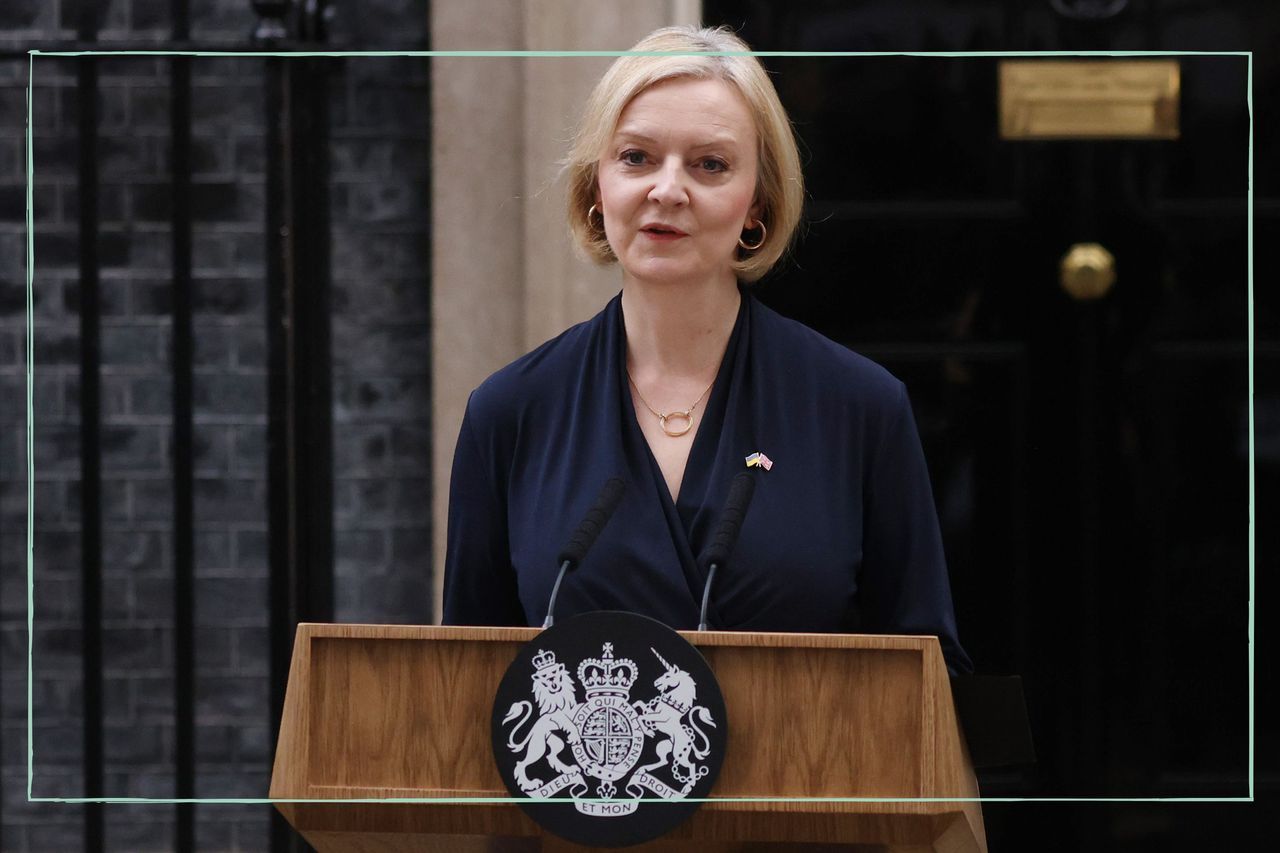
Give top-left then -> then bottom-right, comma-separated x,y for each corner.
587,204 -> 604,230
738,218 -> 767,251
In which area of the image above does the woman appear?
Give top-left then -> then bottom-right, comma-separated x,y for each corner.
443,26 -> 970,673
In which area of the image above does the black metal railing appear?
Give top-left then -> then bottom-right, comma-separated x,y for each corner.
73,4 -> 104,850
169,6 -> 196,851
263,21 -> 337,853
6,1 -> 369,850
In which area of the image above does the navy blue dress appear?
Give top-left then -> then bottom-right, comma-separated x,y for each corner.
443,289 -> 971,674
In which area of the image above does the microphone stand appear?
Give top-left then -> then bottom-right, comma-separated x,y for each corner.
697,564 -> 719,632
543,560 -> 573,629
697,471 -> 756,631
542,478 -> 626,628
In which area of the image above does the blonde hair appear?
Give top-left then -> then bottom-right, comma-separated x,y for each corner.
564,26 -> 804,283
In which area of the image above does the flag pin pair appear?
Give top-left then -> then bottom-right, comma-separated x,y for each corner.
744,451 -> 773,471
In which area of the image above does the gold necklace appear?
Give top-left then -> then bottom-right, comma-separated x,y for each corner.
627,371 -> 715,438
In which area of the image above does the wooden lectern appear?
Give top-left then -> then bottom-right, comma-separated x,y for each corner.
270,624 -> 986,852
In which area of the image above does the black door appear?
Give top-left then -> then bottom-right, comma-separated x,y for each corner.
704,3 -> 1276,849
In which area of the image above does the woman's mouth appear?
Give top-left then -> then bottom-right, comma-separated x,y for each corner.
641,224 -> 688,240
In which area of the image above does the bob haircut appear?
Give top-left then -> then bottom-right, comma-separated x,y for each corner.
564,26 -> 804,284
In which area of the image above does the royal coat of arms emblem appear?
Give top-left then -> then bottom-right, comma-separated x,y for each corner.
491,611 -> 727,847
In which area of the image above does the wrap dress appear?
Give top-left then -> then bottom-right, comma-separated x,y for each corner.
443,289 -> 971,674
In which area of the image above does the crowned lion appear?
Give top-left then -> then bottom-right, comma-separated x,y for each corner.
502,649 -> 582,792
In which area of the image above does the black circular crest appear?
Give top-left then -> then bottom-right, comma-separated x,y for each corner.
490,611 -> 727,848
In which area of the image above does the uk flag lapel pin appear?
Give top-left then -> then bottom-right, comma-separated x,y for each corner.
744,451 -> 773,471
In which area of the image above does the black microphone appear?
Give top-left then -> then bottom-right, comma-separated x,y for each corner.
697,471 -> 756,631
543,477 -> 627,628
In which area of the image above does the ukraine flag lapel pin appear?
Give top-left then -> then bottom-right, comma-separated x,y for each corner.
744,451 -> 773,471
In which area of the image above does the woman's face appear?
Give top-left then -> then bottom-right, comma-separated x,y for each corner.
596,77 -> 760,288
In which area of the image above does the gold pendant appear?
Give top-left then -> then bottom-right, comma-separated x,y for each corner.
659,411 -> 694,437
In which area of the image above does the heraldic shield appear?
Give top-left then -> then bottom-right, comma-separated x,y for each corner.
491,611 -> 728,848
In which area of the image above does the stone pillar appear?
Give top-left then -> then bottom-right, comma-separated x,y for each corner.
430,1 -> 700,620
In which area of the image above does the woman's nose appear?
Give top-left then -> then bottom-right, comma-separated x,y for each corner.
647,157 -> 689,206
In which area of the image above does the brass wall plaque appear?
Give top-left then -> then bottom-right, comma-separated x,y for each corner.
999,60 -> 1180,140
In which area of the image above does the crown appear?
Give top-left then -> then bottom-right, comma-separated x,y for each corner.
531,649 -> 558,671
577,642 -> 637,697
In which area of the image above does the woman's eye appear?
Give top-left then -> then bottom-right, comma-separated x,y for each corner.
700,158 -> 728,173
620,150 -> 646,166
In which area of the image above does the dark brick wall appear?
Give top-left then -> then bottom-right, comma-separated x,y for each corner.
0,2 -> 432,850
331,51 -> 433,624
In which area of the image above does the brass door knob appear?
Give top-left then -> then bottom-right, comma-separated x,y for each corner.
1059,242 -> 1116,300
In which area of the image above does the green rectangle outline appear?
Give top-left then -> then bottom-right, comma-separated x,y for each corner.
24,48 -> 1254,805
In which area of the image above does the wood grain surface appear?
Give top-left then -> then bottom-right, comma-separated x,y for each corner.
270,624 -> 985,853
